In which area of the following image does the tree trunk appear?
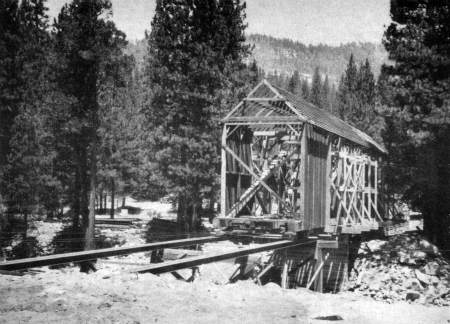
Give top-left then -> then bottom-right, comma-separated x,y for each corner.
110,178 -> 115,219
84,149 -> 96,251
80,137 -> 98,273
176,196 -> 185,224
23,212 -> 28,239
103,192 -> 107,214
99,190 -> 103,212
72,164 -> 81,230
191,204 -> 199,232
80,146 -> 89,230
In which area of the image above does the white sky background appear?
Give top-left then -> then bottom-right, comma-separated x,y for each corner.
46,0 -> 391,45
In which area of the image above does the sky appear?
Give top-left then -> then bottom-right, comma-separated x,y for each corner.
46,0 -> 391,45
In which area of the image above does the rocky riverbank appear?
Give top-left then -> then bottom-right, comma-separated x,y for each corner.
346,233 -> 450,306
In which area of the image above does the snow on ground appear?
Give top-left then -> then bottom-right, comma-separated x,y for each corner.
98,227 -> 146,247
2,202 -> 449,323
0,267 -> 449,324
95,198 -> 177,221
27,221 -> 64,254
123,197 -> 177,221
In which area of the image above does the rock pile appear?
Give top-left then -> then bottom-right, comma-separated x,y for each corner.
347,233 -> 450,306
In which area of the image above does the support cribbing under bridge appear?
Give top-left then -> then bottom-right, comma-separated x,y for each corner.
130,239 -> 316,275
0,236 -> 226,271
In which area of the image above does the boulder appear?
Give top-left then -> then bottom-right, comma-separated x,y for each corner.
404,278 -> 422,291
419,239 -> 439,255
423,261 -> 440,276
415,269 -> 435,286
368,282 -> 381,291
405,291 -> 421,301
366,240 -> 387,253
411,250 -> 427,261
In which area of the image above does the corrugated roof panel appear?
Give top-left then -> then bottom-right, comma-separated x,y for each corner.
223,81 -> 385,154
272,85 -> 386,153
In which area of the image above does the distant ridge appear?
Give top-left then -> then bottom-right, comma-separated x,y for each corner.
246,34 -> 388,83
126,34 -> 389,83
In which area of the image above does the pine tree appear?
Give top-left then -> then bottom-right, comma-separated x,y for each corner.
329,83 -> 337,114
300,78 -> 310,100
287,70 -> 300,94
0,1 -> 64,223
144,0 -> 249,231
320,74 -> 330,110
98,54 -> 143,217
380,0 -> 450,251
54,0 -> 128,256
0,0 -> 21,175
336,54 -> 358,119
309,66 -> 322,107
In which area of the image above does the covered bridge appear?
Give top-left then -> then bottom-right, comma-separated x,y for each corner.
218,79 -> 386,235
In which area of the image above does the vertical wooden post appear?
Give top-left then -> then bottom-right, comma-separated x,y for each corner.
368,160 -> 372,220
110,178 -> 115,219
343,156 -> 347,225
281,249 -> 288,289
325,139 -> 332,230
374,160 -> 378,215
221,125 -> 227,218
314,244 -> 323,292
299,124 -> 307,226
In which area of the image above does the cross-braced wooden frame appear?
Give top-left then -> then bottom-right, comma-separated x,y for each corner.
219,80 -> 385,234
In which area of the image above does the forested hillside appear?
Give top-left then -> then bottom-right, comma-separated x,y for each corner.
247,34 -> 388,83
127,34 -> 388,85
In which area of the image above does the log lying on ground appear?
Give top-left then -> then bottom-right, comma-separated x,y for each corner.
0,236 -> 226,271
130,240 -> 309,275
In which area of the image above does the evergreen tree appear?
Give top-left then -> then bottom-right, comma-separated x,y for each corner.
334,54 -> 381,138
0,0 -> 21,176
54,0 -> 128,255
354,58 -> 378,134
328,83 -> 337,114
98,54 -> 143,217
309,66 -> 322,107
144,0 -> 249,231
380,0 -> 450,250
287,70 -> 300,94
300,78 -> 310,100
336,54 -> 358,119
320,74 -> 330,110
0,1 -> 64,222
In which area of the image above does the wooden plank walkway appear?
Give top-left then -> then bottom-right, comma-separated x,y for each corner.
130,239 -> 306,275
0,236 -> 225,271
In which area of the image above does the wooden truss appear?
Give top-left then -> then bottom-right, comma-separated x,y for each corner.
329,145 -> 382,233
220,80 -> 384,234
221,122 -> 304,220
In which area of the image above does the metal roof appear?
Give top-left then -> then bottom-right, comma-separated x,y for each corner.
272,85 -> 386,153
223,80 -> 386,154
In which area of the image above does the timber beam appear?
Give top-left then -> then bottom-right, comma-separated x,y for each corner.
0,236 -> 226,271
130,240 -> 306,275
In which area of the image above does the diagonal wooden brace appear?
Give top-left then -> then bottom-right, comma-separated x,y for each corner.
223,144 -> 292,213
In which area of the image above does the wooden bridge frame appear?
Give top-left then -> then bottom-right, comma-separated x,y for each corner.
219,79 -> 385,234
